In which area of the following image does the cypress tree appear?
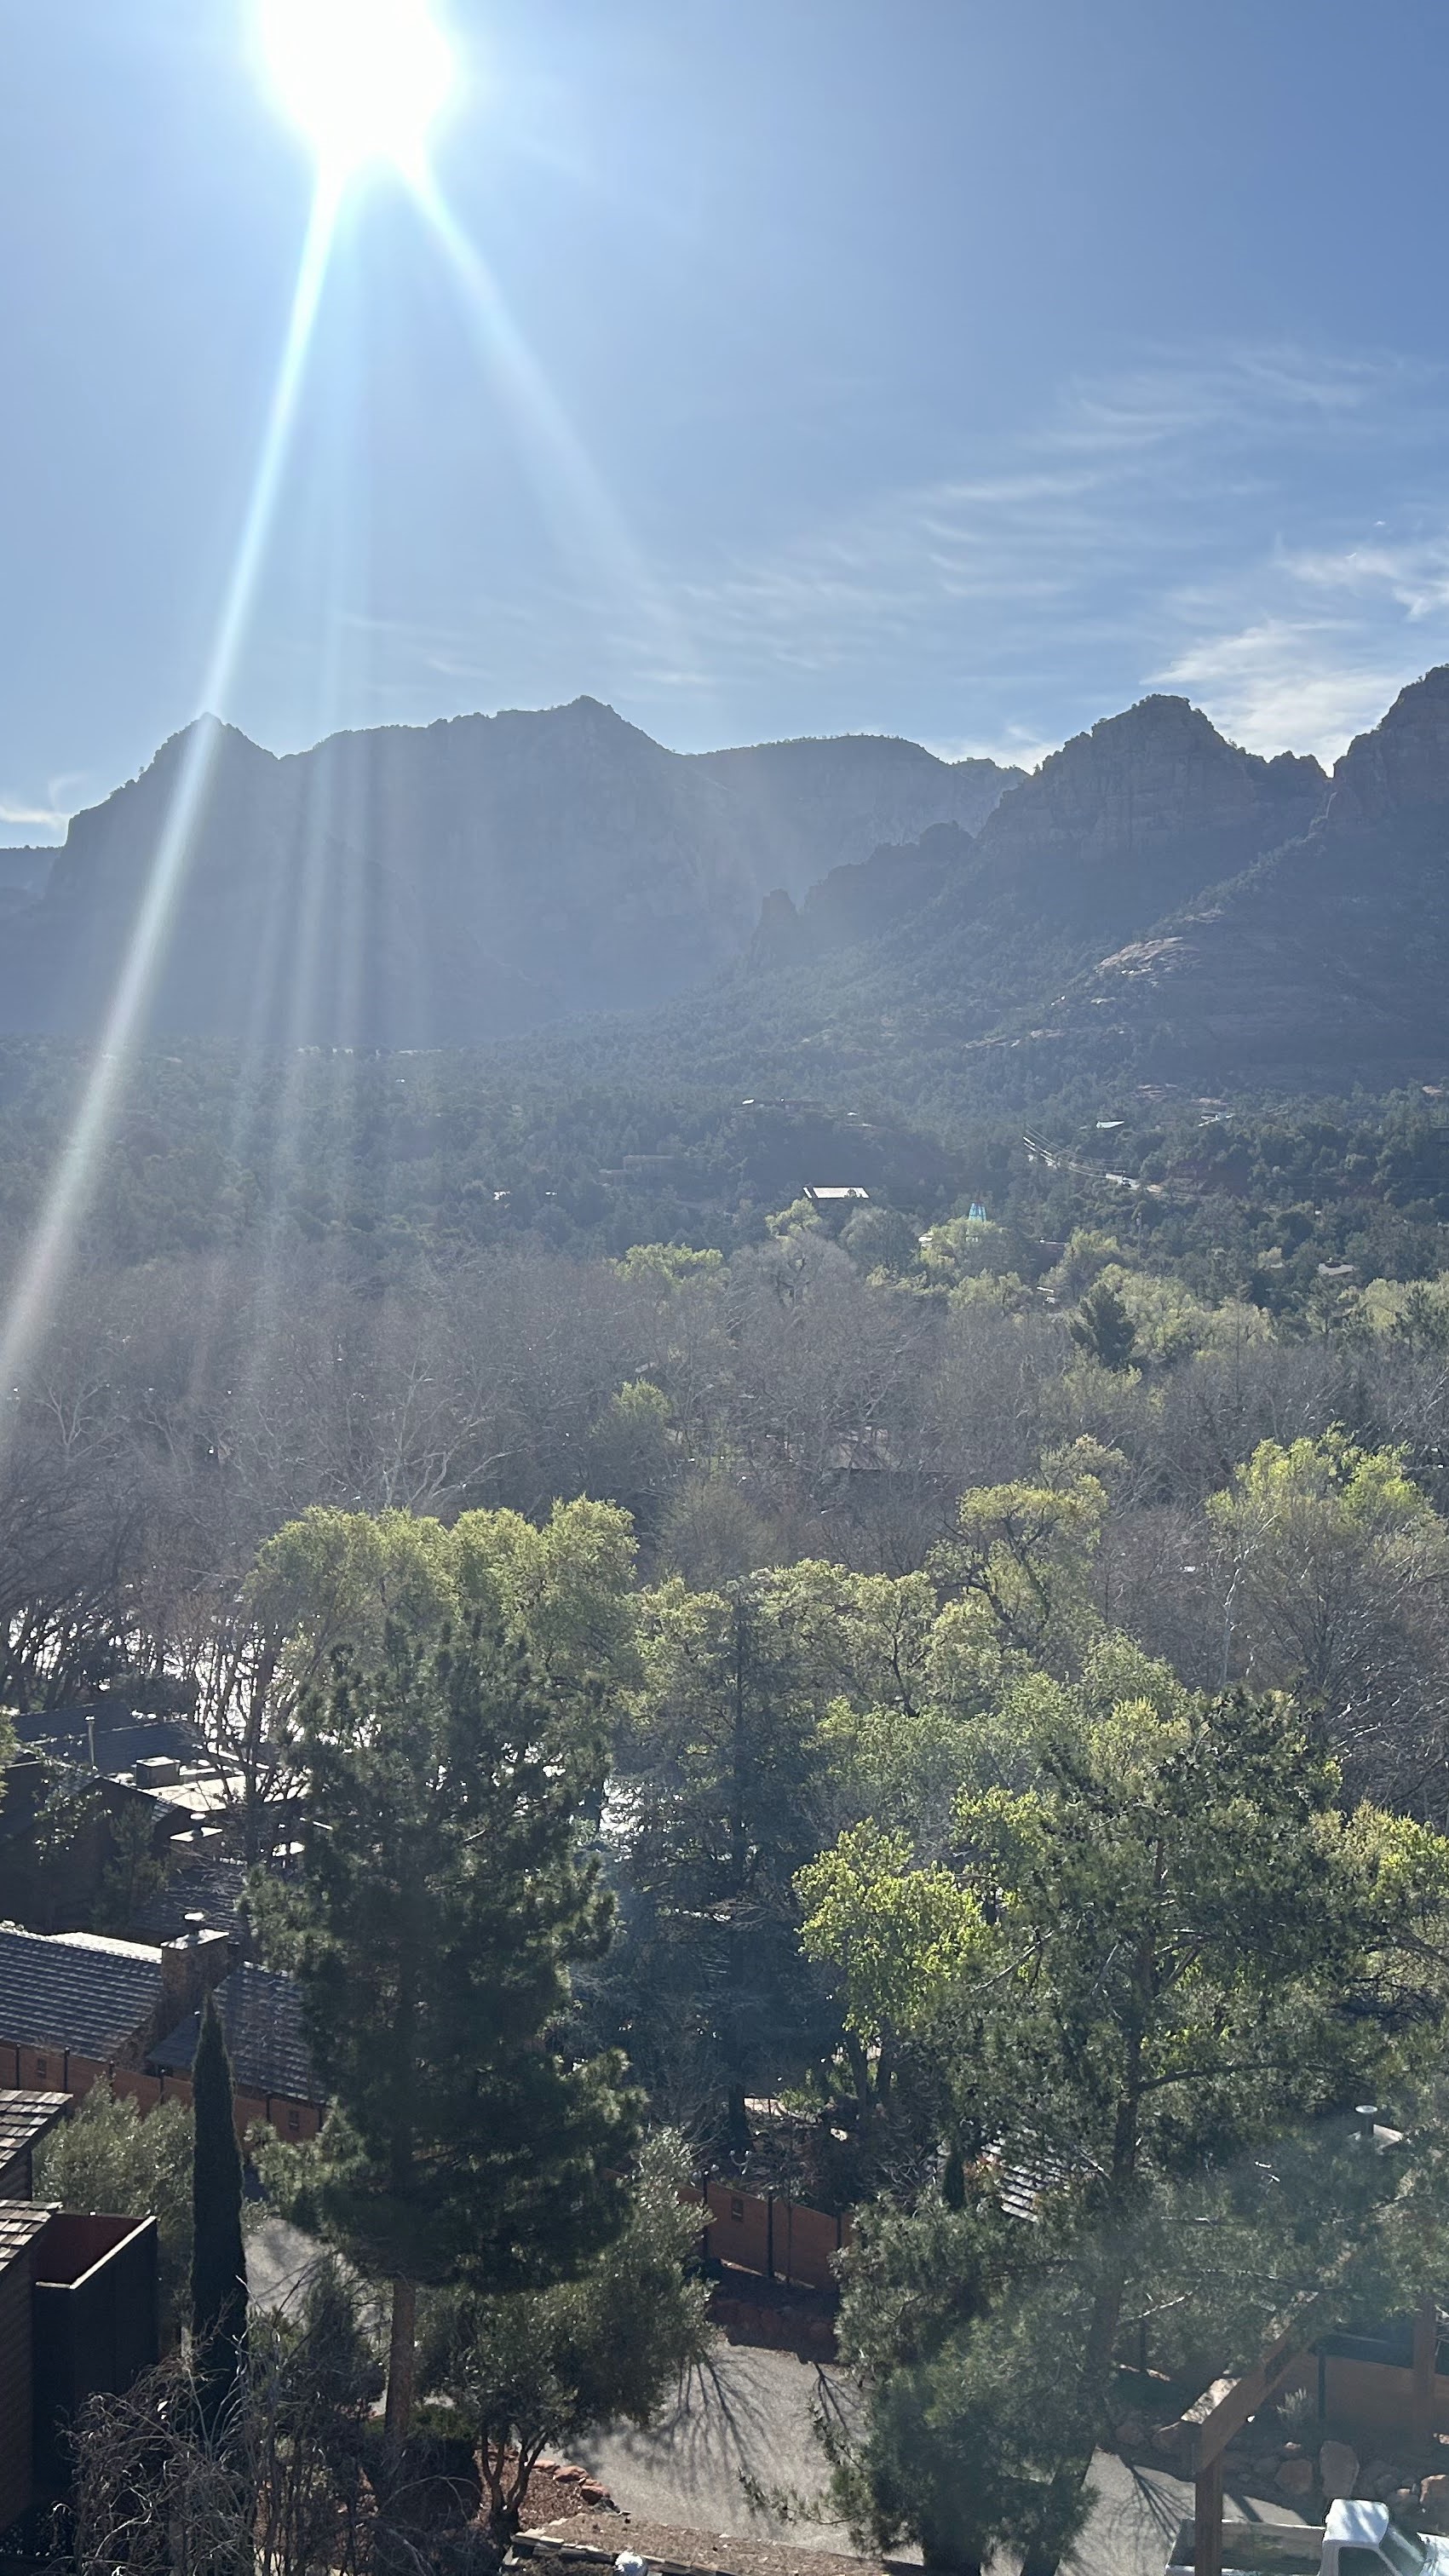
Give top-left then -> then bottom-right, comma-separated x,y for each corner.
191,1987 -> 248,2433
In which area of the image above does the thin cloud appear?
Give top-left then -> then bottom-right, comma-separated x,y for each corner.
271,340 -> 1449,764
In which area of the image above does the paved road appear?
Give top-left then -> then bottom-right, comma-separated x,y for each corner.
578,2343 -> 865,2557
578,2338 -> 1307,2572
247,2240 -> 1307,2575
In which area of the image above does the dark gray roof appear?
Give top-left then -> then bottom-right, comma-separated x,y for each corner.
13,1708 -> 203,1774
0,2202 -> 53,2273
0,1924 -> 159,2058
149,1964 -> 317,2104
130,1855 -> 249,1943
0,2089 -> 71,2162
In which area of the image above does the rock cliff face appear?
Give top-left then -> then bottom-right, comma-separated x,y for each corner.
796,694 -> 1328,1014
999,672 -> 1449,1093
1325,665 -> 1449,829
981,693 -> 1325,868
690,737 -> 1017,897
750,698 -> 1326,984
532,665 -> 1449,1104
0,700 -> 1019,1046
752,822 -> 978,967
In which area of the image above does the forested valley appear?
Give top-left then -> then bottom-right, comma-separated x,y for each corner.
16,1032 -> 1449,2573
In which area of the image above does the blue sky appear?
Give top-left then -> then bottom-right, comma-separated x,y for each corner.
8,0 -> 1449,841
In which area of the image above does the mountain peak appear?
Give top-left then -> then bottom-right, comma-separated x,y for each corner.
980,693 -> 1325,868
1329,664 -> 1449,827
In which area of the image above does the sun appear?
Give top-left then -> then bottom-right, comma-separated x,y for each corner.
257,0 -> 454,182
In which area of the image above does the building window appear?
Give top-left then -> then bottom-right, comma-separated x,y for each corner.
288,2108 -> 301,2133
730,2196 -> 745,2222
35,2056 -> 47,2079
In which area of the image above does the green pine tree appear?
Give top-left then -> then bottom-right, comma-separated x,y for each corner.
1068,1278 -> 1136,1372
190,1989 -> 248,2433
256,1613 -> 639,2458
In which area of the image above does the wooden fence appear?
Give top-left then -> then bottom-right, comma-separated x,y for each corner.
695,2180 -> 850,2291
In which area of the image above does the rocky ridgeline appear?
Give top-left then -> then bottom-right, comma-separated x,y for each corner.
1328,664 -> 1449,829
0,702 -> 1018,1048
978,693 -> 1325,869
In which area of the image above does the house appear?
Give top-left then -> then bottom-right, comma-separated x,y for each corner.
11,1703 -> 246,1835
0,2195 -> 158,2531
804,1184 -> 870,1213
0,1922 -> 322,2140
0,2092 -> 71,2197
150,1961 -> 319,2137
0,1752 -> 196,1934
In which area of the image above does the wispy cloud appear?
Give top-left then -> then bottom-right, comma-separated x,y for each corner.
275,340 -> 1449,765
0,769 -> 89,842
631,343 -> 1449,757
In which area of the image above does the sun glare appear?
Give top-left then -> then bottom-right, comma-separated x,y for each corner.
258,0 -> 454,181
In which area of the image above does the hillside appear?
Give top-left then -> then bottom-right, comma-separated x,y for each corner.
0,702 -> 1017,1047
999,666 -> 1449,1099
528,693 -> 1335,1113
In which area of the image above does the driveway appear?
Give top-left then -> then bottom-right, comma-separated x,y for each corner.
578,2337 -> 1308,2571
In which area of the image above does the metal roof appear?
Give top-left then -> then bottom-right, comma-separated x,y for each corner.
0,1923 -> 159,2059
149,1963 -> 316,2104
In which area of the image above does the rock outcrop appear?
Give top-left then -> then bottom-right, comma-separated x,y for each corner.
1327,665 -> 1449,828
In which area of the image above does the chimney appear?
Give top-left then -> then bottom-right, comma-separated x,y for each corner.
157,1914 -> 233,2033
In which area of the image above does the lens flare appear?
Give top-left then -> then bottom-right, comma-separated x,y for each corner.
0,174 -> 342,1417
258,0 -> 454,181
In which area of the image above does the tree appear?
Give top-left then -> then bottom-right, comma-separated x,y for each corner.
939,1688 -> 1449,2573
1069,1280 -> 1136,1373
797,1822 -> 982,2119
218,1496 -> 640,1863
1206,1431 -> 1449,1810
842,1204 -> 921,1278
929,1456 -> 1110,1667
69,2263 -> 383,2576
832,2264 -> 1098,2576
422,2130 -> 710,2544
191,1991 -> 248,2434
35,2081 -> 193,2342
610,1574 -> 832,2155
256,1613 -> 639,2458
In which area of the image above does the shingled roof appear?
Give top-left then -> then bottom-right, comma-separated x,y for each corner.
0,2090 -> 71,2166
0,2203 -> 52,2274
149,1964 -> 316,2104
0,1924 -> 160,2059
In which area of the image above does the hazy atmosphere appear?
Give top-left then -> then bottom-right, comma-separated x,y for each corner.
9,2 -> 1449,837
11,14 -> 1449,2576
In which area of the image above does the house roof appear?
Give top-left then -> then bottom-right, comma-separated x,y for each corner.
0,2090 -> 71,2164
0,2202 -> 53,2274
12,1707 -> 204,1778
0,1923 -> 159,2059
149,1964 -> 317,2105
130,1854 -> 249,1944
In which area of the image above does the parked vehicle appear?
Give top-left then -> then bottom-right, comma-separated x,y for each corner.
1168,2501 -> 1446,2576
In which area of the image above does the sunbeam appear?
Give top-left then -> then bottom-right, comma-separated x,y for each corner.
0,172 -> 344,1413
408,170 -> 706,699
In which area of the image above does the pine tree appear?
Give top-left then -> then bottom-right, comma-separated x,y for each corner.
1068,1278 -> 1136,1372
190,1988 -> 247,2433
258,1613 -> 638,2458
